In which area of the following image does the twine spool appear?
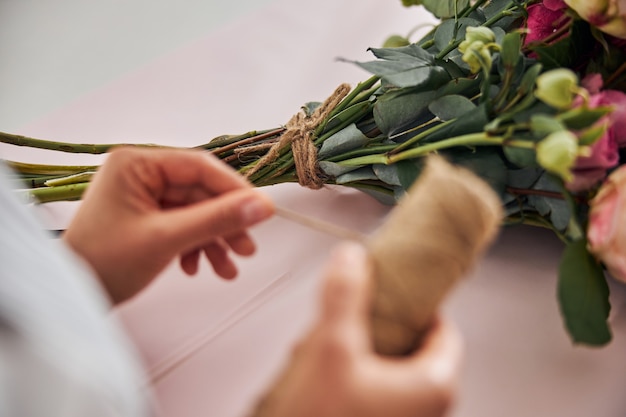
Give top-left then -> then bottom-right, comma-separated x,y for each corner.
368,156 -> 502,355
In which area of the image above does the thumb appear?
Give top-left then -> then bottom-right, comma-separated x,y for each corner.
319,242 -> 373,344
157,189 -> 275,251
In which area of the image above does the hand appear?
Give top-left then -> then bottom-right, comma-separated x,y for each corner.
64,147 -> 274,305
253,242 -> 463,417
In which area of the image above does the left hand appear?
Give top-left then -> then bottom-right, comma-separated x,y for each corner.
64,147 -> 275,305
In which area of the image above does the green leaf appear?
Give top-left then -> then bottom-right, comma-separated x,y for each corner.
373,164 -> 402,186
558,107 -> 612,130
396,159 -> 423,190
527,172 -> 571,231
428,94 -> 476,121
401,0 -> 423,7
335,166 -> 378,184
500,31 -> 522,69
373,90 -> 438,136
318,161 -> 359,178
352,46 -> 451,88
558,239 -> 612,346
504,146 -> 537,168
422,0 -> 470,18
433,18 -> 480,52
420,103 -> 489,143
443,147 -> 508,196
578,123 -> 608,146
318,124 -> 371,159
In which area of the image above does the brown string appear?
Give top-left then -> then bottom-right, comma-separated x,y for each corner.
244,83 -> 351,189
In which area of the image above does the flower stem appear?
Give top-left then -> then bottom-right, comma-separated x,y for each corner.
0,131 -> 159,154
337,133 -> 534,166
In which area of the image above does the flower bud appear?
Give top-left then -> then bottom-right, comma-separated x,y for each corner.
461,41 -> 493,74
535,68 -> 579,109
383,35 -> 411,48
465,26 -> 496,47
536,130 -> 580,181
565,0 -> 626,39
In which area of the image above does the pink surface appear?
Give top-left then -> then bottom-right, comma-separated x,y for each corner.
5,1 -> 626,416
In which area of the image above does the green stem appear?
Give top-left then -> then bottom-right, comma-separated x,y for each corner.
338,133 -> 534,166
24,182 -> 90,203
388,118 -> 447,154
5,160 -> 99,175
0,131 -> 160,154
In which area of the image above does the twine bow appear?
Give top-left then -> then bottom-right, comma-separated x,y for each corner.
245,83 -> 351,189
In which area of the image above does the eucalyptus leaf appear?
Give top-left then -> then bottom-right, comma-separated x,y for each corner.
302,102 -> 321,117
443,147 -> 508,196
558,239 -> 612,345
506,167 -> 543,188
373,164 -> 402,186
374,90 -> 438,136
421,103 -> 489,143
356,186 -> 398,205
335,166 -> 378,184
504,146 -> 537,168
396,159 -> 424,190
319,124 -> 371,159
428,95 -> 476,121
353,47 -> 450,88
318,161 -> 360,178
433,18 -> 480,52
422,0 -> 470,19
527,173 -> 571,231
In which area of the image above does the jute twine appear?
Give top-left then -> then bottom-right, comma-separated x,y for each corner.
244,83 -> 351,189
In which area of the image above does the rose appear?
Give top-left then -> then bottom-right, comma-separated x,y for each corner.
587,166 -> 626,282
566,81 -> 626,191
588,88 -> 626,146
524,0 -> 569,46
565,0 -> 626,39
567,126 -> 618,191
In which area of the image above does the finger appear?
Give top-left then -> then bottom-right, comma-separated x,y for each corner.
159,189 -> 274,252
151,149 -> 251,194
319,242 -> 373,348
225,231 -> 256,256
406,318 -> 463,382
180,249 -> 201,276
203,241 -> 238,279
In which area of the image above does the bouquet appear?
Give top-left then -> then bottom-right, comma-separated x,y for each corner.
3,0 -> 626,346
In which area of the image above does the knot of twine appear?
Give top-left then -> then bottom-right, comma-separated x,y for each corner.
245,83 -> 351,189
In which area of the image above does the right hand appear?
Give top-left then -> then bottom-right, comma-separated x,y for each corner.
254,242 -> 463,417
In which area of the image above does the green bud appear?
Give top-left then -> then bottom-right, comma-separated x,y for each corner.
466,26 -> 496,45
536,131 -> 579,181
535,69 -> 579,110
383,35 -> 411,48
461,41 -> 492,74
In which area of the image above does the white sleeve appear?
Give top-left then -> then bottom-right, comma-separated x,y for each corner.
0,164 -> 153,417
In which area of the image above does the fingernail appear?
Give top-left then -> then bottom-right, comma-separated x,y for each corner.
241,194 -> 274,223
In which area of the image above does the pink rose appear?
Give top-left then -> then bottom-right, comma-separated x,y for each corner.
566,86 -> 626,192
568,132 -> 618,191
524,0 -> 569,46
589,89 -> 626,146
587,166 -> 626,282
